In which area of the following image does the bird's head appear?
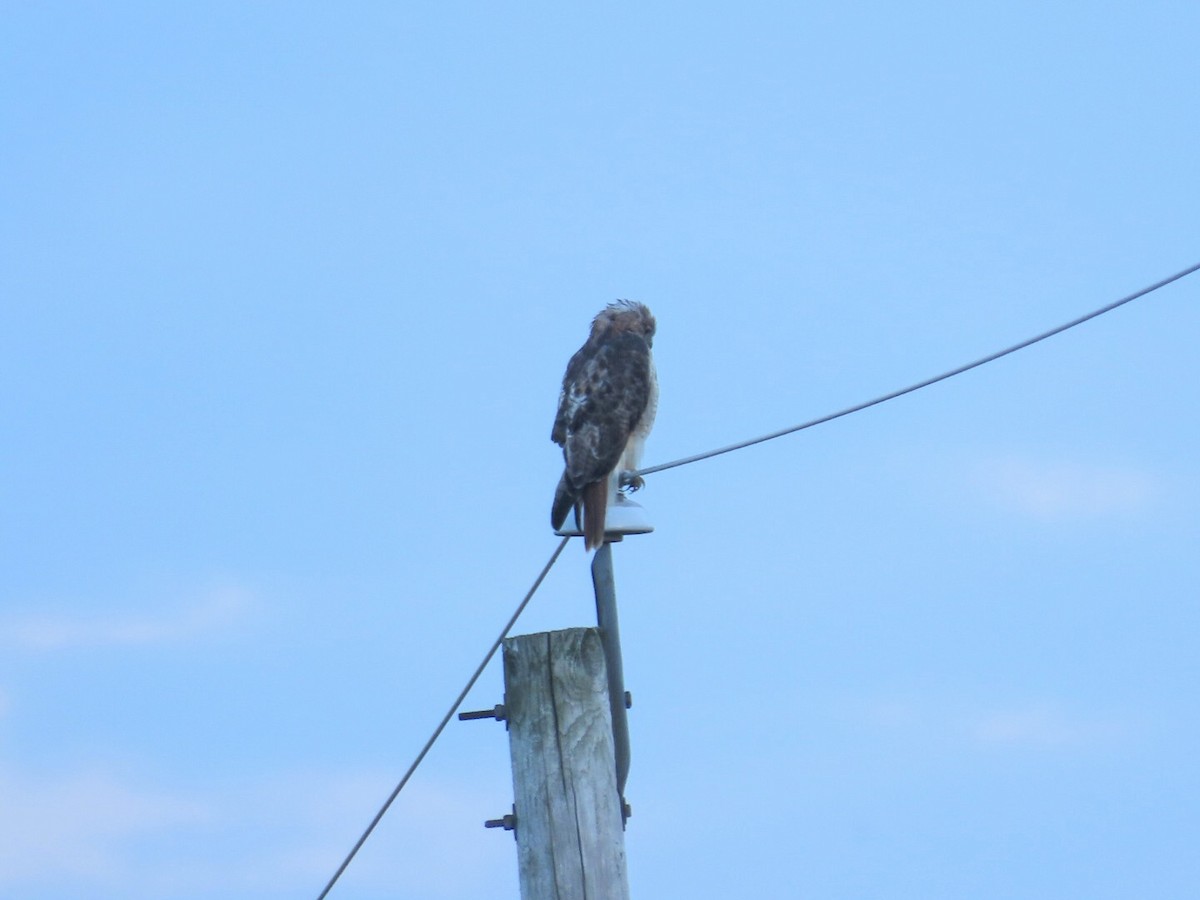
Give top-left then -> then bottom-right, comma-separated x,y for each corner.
590,299 -> 656,348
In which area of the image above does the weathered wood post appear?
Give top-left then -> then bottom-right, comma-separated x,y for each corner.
467,496 -> 650,897
502,627 -> 630,900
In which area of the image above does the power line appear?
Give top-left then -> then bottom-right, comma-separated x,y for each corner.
635,261 -> 1200,479
315,535 -> 571,900
315,260 -> 1198,896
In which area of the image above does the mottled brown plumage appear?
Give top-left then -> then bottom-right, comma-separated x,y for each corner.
551,301 -> 658,549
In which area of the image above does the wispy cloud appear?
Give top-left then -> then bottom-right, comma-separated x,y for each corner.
0,586 -> 253,651
974,456 -> 1159,521
969,703 -> 1125,748
0,765 -> 212,886
0,764 -> 509,899
859,695 -> 1129,751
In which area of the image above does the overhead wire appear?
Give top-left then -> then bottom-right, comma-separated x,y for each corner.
315,259 -> 1198,897
634,260 -> 1200,479
315,535 -> 571,900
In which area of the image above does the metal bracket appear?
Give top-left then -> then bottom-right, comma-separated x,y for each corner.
591,542 -> 631,826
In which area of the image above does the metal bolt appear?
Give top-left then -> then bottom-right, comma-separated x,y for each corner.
458,703 -> 507,722
485,805 -> 517,835
624,691 -> 633,709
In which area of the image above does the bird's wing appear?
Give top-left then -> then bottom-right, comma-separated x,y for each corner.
559,332 -> 652,492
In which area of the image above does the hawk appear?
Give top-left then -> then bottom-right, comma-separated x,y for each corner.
551,300 -> 658,549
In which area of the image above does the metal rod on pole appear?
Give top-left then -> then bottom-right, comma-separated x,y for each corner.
591,541 -> 631,817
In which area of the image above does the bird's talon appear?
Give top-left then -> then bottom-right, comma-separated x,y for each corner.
619,472 -> 645,493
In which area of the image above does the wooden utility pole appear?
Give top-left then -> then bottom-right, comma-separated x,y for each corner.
502,627 -> 630,900
464,499 -> 650,898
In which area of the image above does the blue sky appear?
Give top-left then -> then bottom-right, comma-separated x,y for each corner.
2,3 -> 1198,898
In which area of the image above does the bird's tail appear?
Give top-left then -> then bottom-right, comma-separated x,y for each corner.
551,473 -> 577,532
582,480 -> 608,550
